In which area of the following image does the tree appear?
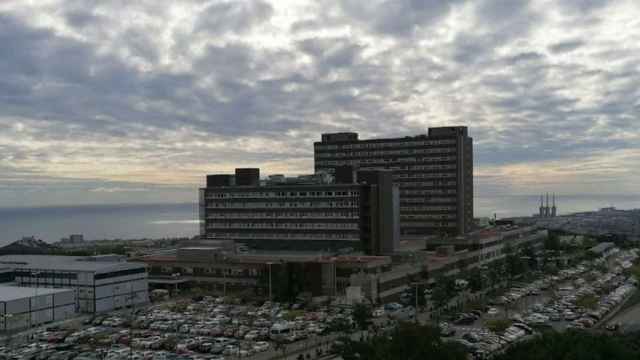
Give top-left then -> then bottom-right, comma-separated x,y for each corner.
352,303 -> 372,330
432,276 -> 457,309
465,269 -> 484,293
487,260 -> 505,289
494,330 -> 640,360
630,264 -> 640,282
336,323 -> 468,360
328,316 -> 353,333
544,234 -> 561,251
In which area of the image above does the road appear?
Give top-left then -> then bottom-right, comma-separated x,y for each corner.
605,297 -> 640,333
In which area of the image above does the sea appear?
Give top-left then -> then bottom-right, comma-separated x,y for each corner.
0,194 -> 639,246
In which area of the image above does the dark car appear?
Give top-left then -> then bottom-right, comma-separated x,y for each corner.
454,315 -> 476,325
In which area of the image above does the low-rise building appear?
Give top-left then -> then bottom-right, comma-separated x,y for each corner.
0,255 -> 149,313
0,285 -> 76,331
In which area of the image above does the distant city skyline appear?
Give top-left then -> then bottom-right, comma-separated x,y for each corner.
1,0 -> 639,207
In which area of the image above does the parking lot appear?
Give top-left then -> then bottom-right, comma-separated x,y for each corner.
1,248 -> 638,360
0,296 -> 357,360
436,248 -> 639,359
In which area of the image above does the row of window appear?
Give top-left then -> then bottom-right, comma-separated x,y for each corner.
95,267 -> 146,280
207,211 -> 360,219
207,222 -> 360,230
315,148 -> 456,158
400,189 -> 457,195
14,270 -> 78,280
206,201 -> 360,209
208,233 -> 359,240
206,190 -> 359,199
401,214 -> 457,220
316,156 -> 457,166
401,197 -> 457,204
400,205 -> 457,211
393,172 -> 457,179
400,221 -> 458,227
315,139 -> 456,150
156,266 -> 260,278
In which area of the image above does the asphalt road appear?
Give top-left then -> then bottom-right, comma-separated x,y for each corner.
606,299 -> 640,333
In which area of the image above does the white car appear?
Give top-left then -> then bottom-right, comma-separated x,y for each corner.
253,341 -> 270,352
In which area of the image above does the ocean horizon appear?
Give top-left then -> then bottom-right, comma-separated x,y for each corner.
1,194 -> 638,246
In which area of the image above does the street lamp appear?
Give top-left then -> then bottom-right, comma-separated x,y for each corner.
265,262 -> 275,302
1,313 -> 13,333
170,273 -> 181,295
31,271 -> 40,328
410,281 -> 429,324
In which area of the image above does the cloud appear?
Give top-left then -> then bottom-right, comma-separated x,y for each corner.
0,0 -> 639,208
89,187 -> 150,193
338,0 -> 465,37
194,0 -> 274,35
548,39 -> 585,53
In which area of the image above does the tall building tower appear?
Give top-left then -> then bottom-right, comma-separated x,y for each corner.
552,193 -> 557,217
314,126 -> 473,236
539,195 -> 545,217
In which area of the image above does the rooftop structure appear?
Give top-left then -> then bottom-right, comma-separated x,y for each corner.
0,254 -> 141,274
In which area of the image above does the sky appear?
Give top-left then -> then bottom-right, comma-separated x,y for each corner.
0,0 -> 639,208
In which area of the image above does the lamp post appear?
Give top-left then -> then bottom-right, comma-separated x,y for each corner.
127,283 -> 135,360
1,313 -> 13,333
31,271 -> 40,328
266,262 -> 275,302
223,257 -> 228,299
170,273 -> 181,295
410,281 -> 429,324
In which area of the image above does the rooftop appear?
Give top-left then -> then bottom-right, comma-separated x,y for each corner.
0,255 -> 146,274
0,285 -> 72,302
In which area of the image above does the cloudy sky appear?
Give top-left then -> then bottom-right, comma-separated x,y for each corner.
1,0 -> 639,208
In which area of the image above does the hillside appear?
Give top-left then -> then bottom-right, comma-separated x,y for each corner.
0,237 -> 58,255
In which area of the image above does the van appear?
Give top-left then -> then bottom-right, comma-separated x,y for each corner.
270,322 -> 291,341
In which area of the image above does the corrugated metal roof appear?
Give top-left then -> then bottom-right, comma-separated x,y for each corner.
0,255 -> 146,274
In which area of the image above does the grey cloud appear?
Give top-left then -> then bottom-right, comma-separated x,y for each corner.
194,0 -> 274,35
549,39 -> 585,54
0,0 -> 639,205
506,51 -> 545,64
339,0 -> 464,37
558,0 -> 610,14
297,37 -> 365,74
64,10 -> 104,28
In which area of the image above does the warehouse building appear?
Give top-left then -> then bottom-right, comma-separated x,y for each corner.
0,285 -> 76,331
0,255 -> 149,313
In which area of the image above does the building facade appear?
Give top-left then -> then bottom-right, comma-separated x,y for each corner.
141,250 -> 392,301
199,168 -> 399,255
0,255 -> 149,313
0,285 -> 76,331
314,126 -> 473,237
